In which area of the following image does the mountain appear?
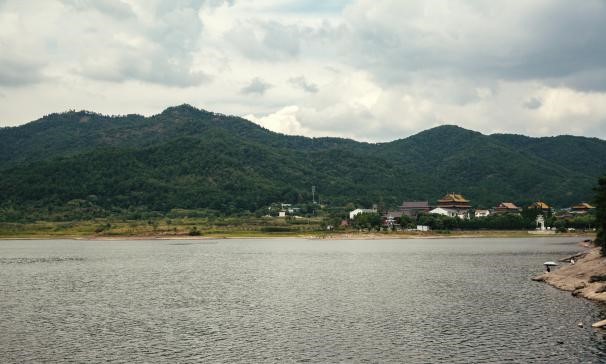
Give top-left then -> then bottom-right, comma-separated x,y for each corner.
1,105 -> 605,220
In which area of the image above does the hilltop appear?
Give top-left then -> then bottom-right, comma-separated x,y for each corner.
1,105 -> 605,221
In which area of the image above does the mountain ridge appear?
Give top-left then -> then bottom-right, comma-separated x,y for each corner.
1,105 -> 605,218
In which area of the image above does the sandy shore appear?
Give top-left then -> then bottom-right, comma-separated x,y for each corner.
533,245 -> 606,302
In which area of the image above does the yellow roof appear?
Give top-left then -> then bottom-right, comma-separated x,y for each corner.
529,201 -> 550,209
438,193 -> 469,203
572,202 -> 594,209
499,202 -> 519,209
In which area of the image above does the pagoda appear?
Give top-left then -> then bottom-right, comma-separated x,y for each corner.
437,193 -> 471,210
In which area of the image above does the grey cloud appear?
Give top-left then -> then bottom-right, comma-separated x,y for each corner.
0,57 -> 45,87
225,21 -> 303,60
69,1 -> 215,87
289,76 -> 318,93
241,78 -> 272,95
523,97 -> 542,110
341,1 -> 606,92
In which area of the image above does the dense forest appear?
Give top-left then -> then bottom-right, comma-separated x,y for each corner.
1,104 -> 605,222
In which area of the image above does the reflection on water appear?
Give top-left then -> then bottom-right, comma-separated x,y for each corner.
1,237 -> 605,362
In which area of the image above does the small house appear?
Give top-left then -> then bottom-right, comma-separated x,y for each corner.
474,209 -> 490,218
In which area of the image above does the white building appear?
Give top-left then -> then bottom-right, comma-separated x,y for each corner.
349,208 -> 377,220
475,209 -> 490,218
429,207 -> 469,220
429,207 -> 457,217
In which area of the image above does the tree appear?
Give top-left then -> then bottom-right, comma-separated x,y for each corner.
595,176 -> 606,254
351,212 -> 382,230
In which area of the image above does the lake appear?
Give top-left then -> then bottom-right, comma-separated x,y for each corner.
1,237 -> 606,362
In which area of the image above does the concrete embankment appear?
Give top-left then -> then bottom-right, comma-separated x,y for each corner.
533,246 -> 606,302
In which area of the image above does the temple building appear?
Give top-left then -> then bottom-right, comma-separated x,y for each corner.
430,193 -> 471,219
529,201 -> 550,211
495,202 -> 522,214
437,193 -> 471,210
571,202 -> 595,214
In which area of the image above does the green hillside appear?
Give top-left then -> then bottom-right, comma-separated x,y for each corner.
1,105 -> 604,221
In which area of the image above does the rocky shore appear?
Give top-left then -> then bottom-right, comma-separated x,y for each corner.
533,245 -> 606,302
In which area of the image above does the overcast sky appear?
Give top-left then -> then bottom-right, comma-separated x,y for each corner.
1,0 -> 605,141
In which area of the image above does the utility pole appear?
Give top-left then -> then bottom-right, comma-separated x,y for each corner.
312,185 -> 316,204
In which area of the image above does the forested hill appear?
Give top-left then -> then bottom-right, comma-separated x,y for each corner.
1,104 -> 605,218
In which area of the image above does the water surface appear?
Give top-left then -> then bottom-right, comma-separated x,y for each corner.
1,237 -> 605,362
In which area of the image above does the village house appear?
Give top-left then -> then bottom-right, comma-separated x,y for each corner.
494,202 -> 522,214
474,209 -> 490,218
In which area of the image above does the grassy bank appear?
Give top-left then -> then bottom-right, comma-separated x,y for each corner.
0,216 -> 324,239
0,218 -> 596,240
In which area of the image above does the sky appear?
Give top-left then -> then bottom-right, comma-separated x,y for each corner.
1,0 -> 605,142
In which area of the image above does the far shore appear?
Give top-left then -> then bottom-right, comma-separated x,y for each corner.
0,230 -> 595,241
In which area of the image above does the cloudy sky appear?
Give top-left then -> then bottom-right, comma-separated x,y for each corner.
1,0 -> 605,141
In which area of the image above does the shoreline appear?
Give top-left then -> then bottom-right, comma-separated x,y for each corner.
533,245 -> 606,303
0,231 -> 594,241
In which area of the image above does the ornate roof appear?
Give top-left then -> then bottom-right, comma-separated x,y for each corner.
529,201 -> 550,209
497,202 -> 519,209
438,193 -> 469,203
572,202 -> 594,209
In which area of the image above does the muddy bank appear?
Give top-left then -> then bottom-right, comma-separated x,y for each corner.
533,246 -> 606,302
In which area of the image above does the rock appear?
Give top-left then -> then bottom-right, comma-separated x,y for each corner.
578,322 -> 584,327
596,284 -> 606,294
574,282 -> 587,290
591,319 -> 606,328
572,290 -> 581,297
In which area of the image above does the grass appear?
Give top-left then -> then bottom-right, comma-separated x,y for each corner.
0,216 -> 325,239
0,218 -> 596,240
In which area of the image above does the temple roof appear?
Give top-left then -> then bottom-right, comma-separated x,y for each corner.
498,202 -> 519,209
572,202 -> 594,209
438,193 -> 469,203
529,201 -> 550,209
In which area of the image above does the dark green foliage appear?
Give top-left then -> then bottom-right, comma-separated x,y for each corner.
351,213 -> 382,229
595,176 -> 606,253
188,227 -> 201,236
1,105 -> 605,221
